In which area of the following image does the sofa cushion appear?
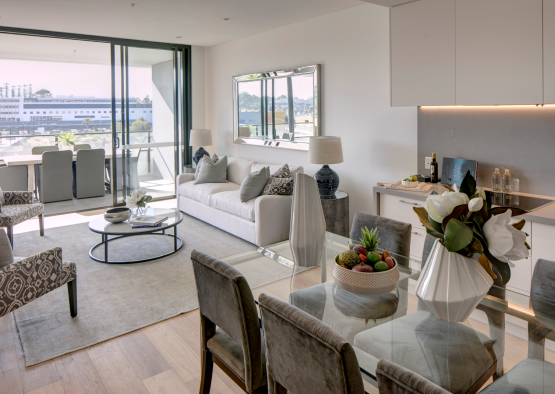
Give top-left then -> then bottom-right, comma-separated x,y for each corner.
210,191 -> 257,221
227,157 -> 257,185
252,163 -> 303,177
194,153 -> 219,180
262,177 -> 294,196
239,167 -> 270,203
179,181 -> 240,206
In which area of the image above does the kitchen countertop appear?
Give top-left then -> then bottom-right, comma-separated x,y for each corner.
373,185 -> 555,227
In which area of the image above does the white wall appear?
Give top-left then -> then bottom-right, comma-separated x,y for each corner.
205,4 -> 417,224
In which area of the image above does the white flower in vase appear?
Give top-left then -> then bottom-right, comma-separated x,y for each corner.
483,209 -> 529,265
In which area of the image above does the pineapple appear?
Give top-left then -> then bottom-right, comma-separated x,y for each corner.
360,227 -> 380,252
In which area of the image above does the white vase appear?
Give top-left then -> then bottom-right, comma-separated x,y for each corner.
289,173 -> 326,267
59,144 -> 74,151
415,239 -> 494,323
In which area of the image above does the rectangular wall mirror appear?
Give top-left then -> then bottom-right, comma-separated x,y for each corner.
233,64 -> 320,151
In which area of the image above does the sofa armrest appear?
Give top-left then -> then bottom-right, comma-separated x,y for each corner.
255,195 -> 292,246
176,173 -> 195,194
4,191 -> 34,205
0,247 -> 76,318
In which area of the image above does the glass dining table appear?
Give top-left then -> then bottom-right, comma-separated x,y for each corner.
221,232 -> 555,393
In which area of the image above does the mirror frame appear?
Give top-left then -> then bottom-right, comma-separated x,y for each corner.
232,64 -> 320,151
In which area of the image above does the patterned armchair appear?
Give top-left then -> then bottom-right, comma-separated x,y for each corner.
0,246 -> 77,318
0,191 -> 45,247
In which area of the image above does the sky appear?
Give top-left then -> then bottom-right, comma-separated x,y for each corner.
0,58 -> 152,99
238,74 -> 314,99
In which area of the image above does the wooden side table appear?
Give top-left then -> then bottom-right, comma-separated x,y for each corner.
321,191 -> 349,237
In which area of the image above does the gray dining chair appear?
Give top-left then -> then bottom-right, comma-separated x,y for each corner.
350,211 -> 412,264
376,359 -> 450,394
259,293 -> 365,394
37,150 -> 73,203
478,258 -> 555,394
73,144 -> 91,151
32,145 -> 59,197
73,149 -> 105,199
0,165 -> 28,191
190,250 -> 267,394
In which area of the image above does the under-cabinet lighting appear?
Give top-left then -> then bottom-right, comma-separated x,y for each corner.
420,104 -> 555,109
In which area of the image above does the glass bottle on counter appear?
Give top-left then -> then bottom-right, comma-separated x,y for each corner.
502,169 -> 513,193
430,153 -> 438,183
492,168 -> 502,192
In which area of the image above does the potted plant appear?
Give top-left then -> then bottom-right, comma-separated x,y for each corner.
413,170 -> 529,323
125,189 -> 153,216
57,132 -> 77,151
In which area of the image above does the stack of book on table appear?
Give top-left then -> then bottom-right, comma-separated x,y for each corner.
129,215 -> 168,229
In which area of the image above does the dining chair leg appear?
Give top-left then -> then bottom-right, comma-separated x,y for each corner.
200,349 -> 213,394
67,279 -> 78,318
268,375 -> 287,394
39,214 -> 45,236
6,226 -> 13,248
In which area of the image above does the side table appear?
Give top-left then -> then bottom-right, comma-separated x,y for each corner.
321,191 -> 349,237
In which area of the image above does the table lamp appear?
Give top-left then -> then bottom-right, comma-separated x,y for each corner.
308,136 -> 343,199
190,129 -> 213,165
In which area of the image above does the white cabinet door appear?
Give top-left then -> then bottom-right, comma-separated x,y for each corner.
391,0 -> 456,106
455,0 -> 543,105
505,219 -> 532,296
544,0 -> 555,103
531,222 -> 555,277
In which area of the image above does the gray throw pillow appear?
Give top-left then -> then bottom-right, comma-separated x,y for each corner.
194,155 -> 228,184
262,177 -> 294,196
0,229 -> 14,268
194,153 -> 219,180
239,167 -> 270,202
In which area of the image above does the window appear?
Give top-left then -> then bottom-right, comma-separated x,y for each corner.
43,112 -> 46,114
23,112 -> 26,114
56,111 -> 59,114
62,111 -> 65,114
80,111 -> 83,114
49,111 -> 52,114
30,112 -> 33,114
86,111 -> 89,114
92,111 -> 95,113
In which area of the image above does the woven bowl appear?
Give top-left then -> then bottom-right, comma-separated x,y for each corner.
333,255 -> 400,296
104,207 -> 132,223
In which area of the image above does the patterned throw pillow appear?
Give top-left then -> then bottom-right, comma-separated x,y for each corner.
270,164 -> 291,178
262,177 -> 294,196
194,153 -> 219,180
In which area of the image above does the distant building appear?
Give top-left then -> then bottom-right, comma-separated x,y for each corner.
0,97 -> 152,123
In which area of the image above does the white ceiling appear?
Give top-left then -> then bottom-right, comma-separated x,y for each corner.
0,0 -> 365,47
360,0 -> 417,6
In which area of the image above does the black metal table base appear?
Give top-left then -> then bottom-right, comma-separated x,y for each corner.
89,230 -> 183,264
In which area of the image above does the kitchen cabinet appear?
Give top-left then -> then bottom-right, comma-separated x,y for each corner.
390,0 -> 456,106
544,0 -> 555,103
455,0 -> 543,105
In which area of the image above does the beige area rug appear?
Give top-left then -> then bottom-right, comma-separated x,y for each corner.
12,214 -> 294,366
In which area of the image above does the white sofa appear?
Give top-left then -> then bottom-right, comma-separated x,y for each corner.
176,157 -> 303,246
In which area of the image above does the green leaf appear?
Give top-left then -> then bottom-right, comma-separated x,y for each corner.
442,204 -> 469,230
144,195 -> 153,202
413,207 -> 431,228
444,218 -> 474,252
137,201 -> 145,207
428,215 -> 444,234
425,226 -> 444,239
459,170 -> 476,199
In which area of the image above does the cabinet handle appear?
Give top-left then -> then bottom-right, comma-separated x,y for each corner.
412,231 -> 423,236
399,200 -> 422,207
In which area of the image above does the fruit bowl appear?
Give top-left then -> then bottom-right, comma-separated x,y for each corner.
401,180 -> 419,188
333,254 -> 400,296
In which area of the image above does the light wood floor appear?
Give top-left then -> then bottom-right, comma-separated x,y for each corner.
2,204 -> 553,394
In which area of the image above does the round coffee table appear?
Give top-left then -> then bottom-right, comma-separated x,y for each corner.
88,208 -> 183,264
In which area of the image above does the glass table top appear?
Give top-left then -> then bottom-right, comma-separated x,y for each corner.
221,232 -> 555,393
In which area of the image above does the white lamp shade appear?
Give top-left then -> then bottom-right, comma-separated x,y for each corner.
189,129 -> 212,147
308,136 -> 343,165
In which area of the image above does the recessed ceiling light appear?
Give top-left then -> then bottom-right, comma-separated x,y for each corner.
223,18 -> 230,21
176,36 -> 182,39
130,3 -> 137,7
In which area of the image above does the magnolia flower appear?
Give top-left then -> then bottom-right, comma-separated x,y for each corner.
483,209 -> 529,265
476,187 -> 487,200
125,189 -> 146,208
425,192 -> 470,223
468,197 -> 484,212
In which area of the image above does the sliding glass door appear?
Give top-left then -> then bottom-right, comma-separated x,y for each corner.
111,44 -> 187,206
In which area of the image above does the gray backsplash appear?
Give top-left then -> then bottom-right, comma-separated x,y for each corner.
417,106 -> 555,197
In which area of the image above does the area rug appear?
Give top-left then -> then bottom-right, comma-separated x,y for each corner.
11,214 -> 294,366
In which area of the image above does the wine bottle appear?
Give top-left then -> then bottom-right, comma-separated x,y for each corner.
431,153 -> 438,183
